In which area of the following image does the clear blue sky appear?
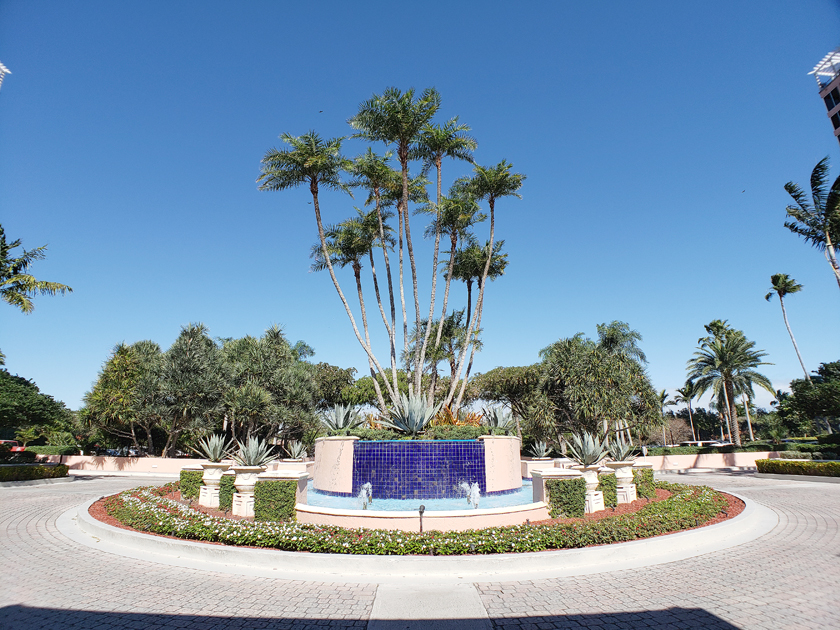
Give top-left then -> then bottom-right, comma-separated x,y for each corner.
2,0 -> 839,411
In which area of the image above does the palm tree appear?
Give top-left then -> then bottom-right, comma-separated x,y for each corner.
450,238 -> 508,323
596,321 -> 647,364
784,157 -> 840,290
446,161 -> 525,410
258,132 -> 396,404
658,389 -> 675,445
673,380 -> 698,441
686,330 -> 774,446
765,273 -> 810,382
0,225 -> 72,313
349,87 -> 441,394
412,118 -> 477,380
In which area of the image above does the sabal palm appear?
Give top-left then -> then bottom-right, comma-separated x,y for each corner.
447,159 -> 524,410
349,87 -> 441,394
412,118 -> 477,387
784,157 -> 840,289
686,334 -> 773,446
0,225 -> 72,314
765,273 -> 810,381
258,132 -> 396,404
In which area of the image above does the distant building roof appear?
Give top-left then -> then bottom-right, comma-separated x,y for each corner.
810,48 -> 840,86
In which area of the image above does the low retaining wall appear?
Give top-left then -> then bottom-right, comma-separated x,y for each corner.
295,502 -> 550,533
640,452 -> 781,471
38,455 -> 206,475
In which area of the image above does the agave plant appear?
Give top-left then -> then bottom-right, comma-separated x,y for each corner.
380,393 -> 442,435
482,407 -> 515,431
607,440 -> 636,463
191,434 -> 233,463
566,432 -> 608,467
320,404 -> 365,432
231,436 -> 275,467
528,441 -> 551,458
284,440 -> 307,460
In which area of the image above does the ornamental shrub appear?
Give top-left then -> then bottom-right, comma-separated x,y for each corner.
345,426 -> 505,441
26,445 -> 79,455
0,464 -> 69,482
545,476 -> 585,518
633,468 -> 656,498
254,479 -> 297,522
0,450 -> 37,463
598,472 -> 617,508
817,433 -> 840,446
179,469 -> 202,500
219,473 -> 235,511
756,459 -> 840,477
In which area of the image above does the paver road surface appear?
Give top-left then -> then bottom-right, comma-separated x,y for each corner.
1,472 -> 837,629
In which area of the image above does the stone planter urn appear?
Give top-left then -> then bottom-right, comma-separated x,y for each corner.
604,461 -> 634,485
572,464 -> 602,492
201,462 -> 230,487
231,465 -> 266,493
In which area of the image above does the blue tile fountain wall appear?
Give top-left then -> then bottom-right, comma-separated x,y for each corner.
352,440 -> 486,500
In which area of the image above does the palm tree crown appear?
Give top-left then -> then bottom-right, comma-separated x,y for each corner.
765,273 -> 809,381
0,225 -> 72,314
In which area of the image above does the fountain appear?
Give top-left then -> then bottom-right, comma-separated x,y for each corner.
459,481 -> 481,509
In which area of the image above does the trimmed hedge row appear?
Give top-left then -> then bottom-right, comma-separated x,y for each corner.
0,464 -> 69,482
648,443 -> 840,456
633,468 -> 656,498
545,477 -> 586,518
179,469 -> 202,500
25,446 -> 79,455
254,479 -> 297,522
219,474 -> 235,511
756,459 -> 840,477
598,473 -> 617,508
0,451 -> 37,463
103,480 -> 725,555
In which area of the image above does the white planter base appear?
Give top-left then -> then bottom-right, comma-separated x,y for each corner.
617,483 -> 637,504
232,492 -> 254,518
199,485 -> 220,509
585,490 -> 604,514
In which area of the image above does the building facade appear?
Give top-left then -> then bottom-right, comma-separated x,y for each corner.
811,48 -> 840,146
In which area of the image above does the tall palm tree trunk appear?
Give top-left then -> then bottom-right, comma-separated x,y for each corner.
433,231 -> 458,355
418,158 -> 444,394
354,265 -> 388,413
779,295 -> 811,381
722,381 -> 741,446
373,194 -> 400,397
742,394 -> 755,442
687,400 -> 697,441
453,279 -> 483,414
310,182 -> 396,403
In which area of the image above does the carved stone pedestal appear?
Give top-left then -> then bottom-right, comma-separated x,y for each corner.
199,485 -> 220,509
616,483 -> 637,504
585,490 -> 604,514
232,492 -> 255,518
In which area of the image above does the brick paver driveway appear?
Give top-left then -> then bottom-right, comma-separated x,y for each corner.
1,472 -> 837,629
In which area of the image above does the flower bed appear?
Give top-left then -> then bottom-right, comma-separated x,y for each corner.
101,480 -> 729,555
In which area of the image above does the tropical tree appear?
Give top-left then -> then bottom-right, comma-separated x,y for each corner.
783,158 -> 840,290
686,323 -> 774,446
596,321 -> 647,364
0,224 -> 72,314
673,380 -> 699,441
765,273 -> 810,381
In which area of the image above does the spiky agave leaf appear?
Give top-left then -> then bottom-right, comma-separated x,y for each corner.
528,441 -> 551,458
191,434 -> 234,463
567,432 -> 608,467
320,404 -> 365,432
284,440 -> 307,459
232,436 -> 275,467
607,440 -> 636,463
481,406 -> 515,431
380,392 -> 441,435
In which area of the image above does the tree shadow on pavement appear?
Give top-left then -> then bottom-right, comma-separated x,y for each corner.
1,605 -> 740,629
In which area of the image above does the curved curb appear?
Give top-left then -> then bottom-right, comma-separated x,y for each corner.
57,491 -> 779,584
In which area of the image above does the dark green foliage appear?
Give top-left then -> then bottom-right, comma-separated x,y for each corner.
545,477 -> 586,518
219,474 -> 235,511
347,426 -> 501,441
817,433 -> 840,445
598,473 -> 617,508
106,481 -> 725,555
25,445 -> 78,455
254,479 -> 297,522
179,469 -> 202,500
310,362 -> 357,410
756,459 -> 840,477
633,468 -> 656,498
0,464 -> 68,482
647,443 -> 776,455
0,449 -> 37,463
0,369 -> 72,431
775,361 -> 840,435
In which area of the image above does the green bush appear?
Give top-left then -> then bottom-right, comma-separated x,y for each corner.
775,451 -> 813,460
0,464 -> 69,482
254,479 -> 297,522
545,476 -> 586,518
346,426 -> 504,441
633,468 -> 656,498
647,443 -> 776,456
0,450 -> 37,463
26,445 -> 78,455
219,473 -> 235,511
104,480 -> 726,555
179,468 -> 202,500
598,472 -> 617,508
756,459 -> 840,477
817,434 -> 840,446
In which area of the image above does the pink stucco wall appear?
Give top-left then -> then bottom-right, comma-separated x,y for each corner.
638,452 -> 780,471
295,502 -> 550,532
37,455 -> 207,474
312,436 -> 357,494
479,435 -> 522,492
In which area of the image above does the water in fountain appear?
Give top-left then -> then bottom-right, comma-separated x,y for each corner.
358,482 -> 373,510
458,481 -> 481,509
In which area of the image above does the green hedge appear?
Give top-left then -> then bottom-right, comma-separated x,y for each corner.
345,426 -> 507,441
0,450 -> 37,463
104,480 -> 725,555
647,443 -> 776,456
0,464 -> 69,482
756,459 -> 840,477
26,445 -> 79,455
219,474 -> 235,511
598,472 -> 617,508
254,479 -> 297,522
817,434 -> 840,446
633,468 -> 656,498
545,476 -> 586,518
179,469 -> 203,500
